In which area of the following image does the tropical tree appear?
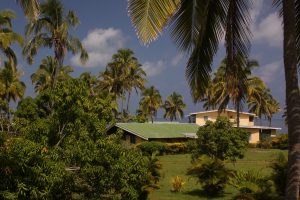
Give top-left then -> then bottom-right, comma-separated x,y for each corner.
0,61 -> 26,118
99,48 -> 145,113
23,0 -> 88,82
31,56 -> 73,93
279,0 -> 300,197
163,92 -> 186,121
138,86 -> 162,123
79,72 -> 97,96
125,62 -> 146,113
0,10 -> 23,69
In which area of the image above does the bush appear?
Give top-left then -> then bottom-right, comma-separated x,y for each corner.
270,153 -> 287,197
247,143 -> 257,148
137,141 -> 167,155
171,176 -> 185,192
191,117 -> 250,162
257,139 -> 272,149
187,155 -> 233,196
166,143 -> 188,154
230,170 -> 278,200
272,134 -> 288,149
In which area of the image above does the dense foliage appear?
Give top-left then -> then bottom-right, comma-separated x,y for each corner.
191,117 -> 250,162
0,78 -> 153,200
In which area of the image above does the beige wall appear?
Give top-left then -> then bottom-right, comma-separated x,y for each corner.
195,111 -> 254,126
245,128 -> 260,144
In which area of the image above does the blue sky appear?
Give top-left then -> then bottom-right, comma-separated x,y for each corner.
1,0 -> 286,122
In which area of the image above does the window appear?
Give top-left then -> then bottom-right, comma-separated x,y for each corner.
249,116 -> 254,122
130,135 -> 136,144
204,116 -> 209,121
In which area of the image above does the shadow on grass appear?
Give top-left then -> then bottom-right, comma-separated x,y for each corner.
183,189 -> 231,199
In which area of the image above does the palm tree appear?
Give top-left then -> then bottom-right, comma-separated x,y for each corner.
125,62 -> 146,113
0,61 -> 25,118
279,0 -> 300,197
163,92 -> 186,121
99,48 -> 145,113
128,0 -> 300,197
0,10 -> 23,69
138,86 -> 162,123
16,0 -> 40,21
23,0 -> 88,82
79,72 -> 97,96
31,56 -> 73,93
202,57 -> 259,127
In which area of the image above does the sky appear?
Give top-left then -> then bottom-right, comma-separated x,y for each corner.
0,0 -> 287,128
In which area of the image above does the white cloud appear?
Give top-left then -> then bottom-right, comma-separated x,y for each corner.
142,60 -> 165,77
70,28 -> 125,67
255,61 -> 282,83
252,13 -> 282,47
171,53 -> 183,66
250,0 -> 264,22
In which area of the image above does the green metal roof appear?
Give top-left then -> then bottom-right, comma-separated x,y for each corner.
115,123 -> 200,140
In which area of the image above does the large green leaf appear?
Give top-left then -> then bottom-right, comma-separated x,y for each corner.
128,0 -> 180,45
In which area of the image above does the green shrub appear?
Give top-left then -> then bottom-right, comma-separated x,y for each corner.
137,141 -> 167,155
247,143 -> 257,148
270,153 -> 287,197
191,117 -> 250,162
272,134 -> 288,149
166,142 -> 188,154
257,139 -> 272,149
230,170 -> 278,200
187,155 -> 233,196
171,176 -> 185,192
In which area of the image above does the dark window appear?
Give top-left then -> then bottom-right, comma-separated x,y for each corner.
249,116 -> 254,122
189,115 -> 196,123
130,135 -> 136,144
204,116 -> 209,121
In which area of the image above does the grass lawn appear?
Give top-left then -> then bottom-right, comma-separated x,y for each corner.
149,148 -> 287,200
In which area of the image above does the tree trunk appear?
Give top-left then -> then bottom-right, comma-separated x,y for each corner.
236,102 -> 240,128
126,91 -> 131,113
283,0 -> 300,199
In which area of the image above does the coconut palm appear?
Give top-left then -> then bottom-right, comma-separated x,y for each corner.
202,57 -> 259,127
125,62 -> 146,113
23,0 -> 88,82
31,56 -> 73,93
138,86 -> 162,123
128,0 -> 300,197
0,10 -> 23,69
163,92 -> 186,121
0,61 -> 25,118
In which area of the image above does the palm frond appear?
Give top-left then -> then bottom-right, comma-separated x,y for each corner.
128,0 -> 180,45
186,0 -> 226,102
16,0 -> 40,21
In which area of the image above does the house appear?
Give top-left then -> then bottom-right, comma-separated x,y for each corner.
108,122 -> 200,144
189,109 -> 281,143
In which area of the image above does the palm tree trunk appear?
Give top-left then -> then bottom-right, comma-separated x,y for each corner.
283,0 -> 300,199
126,91 -> 131,113
236,102 -> 240,128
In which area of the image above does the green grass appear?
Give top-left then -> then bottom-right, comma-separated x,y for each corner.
149,148 -> 287,200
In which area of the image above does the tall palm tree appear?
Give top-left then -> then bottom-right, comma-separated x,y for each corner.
163,92 -> 186,121
125,62 -> 146,113
0,10 -> 23,69
16,0 -> 40,21
0,61 -> 25,118
279,0 -> 300,197
31,56 -> 73,93
128,0 -> 300,197
138,86 -> 162,123
202,57 -> 259,127
99,48 -> 145,112
79,72 -> 97,96
23,0 -> 88,82
128,0 -> 251,103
